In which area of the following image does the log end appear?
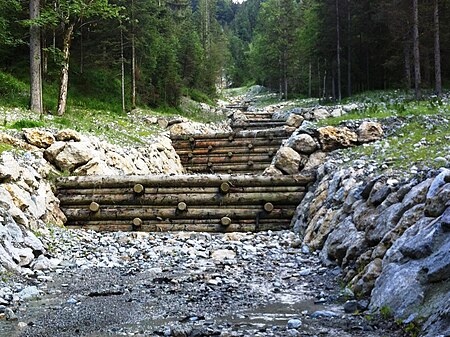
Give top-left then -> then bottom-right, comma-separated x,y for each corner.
132,217 -> 143,227
177,201 -> 187,211
220,216 -> 232,226
133,183 -> 145,194
263,202 -> 274,213
219,182 -> 231,194
89,202 -> 100,213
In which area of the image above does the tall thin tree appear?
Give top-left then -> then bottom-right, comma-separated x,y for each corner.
434,0 -> 442,96
412,0 -> 421,99
30,0 -> 43,113
335,0 -> 341,101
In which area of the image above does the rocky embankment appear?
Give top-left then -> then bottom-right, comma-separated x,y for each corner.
292,160 -> 450,337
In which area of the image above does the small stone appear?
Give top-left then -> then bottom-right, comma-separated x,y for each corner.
311,310 -> 339,318
18,286 -> 40,300
67,298 -> 77,304
301,245 -> 310,254
287,319 -> 302,329
5,308 -> 18,320
18,322 -> 28,329
344,300 -> 359,313
299,269 -> 312,276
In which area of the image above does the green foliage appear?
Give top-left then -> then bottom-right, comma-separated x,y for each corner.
0,0 -> 22,46
380,306 -> 393,320
9,119 -> 44,130
0,143 -> 14,154
186,88 -> 215,105
0,72 -> 29,107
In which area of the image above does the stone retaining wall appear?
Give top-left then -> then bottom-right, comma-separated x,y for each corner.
292,163 -> 450,337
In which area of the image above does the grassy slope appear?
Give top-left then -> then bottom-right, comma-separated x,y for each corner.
0,71 -> 225,146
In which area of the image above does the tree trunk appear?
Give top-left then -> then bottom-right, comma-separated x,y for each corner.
80,20 -> 84,75
403,38 -> 411,89
412,0 -> 421,99
120,27 -> 126,113
317,59 -> 321,97
335,0 -> 342,101
57,23 -> 75,116
131,0 -> 137,108
347,0 -> 351,97
434,0 -> 442,96
308,62 -> 312,97
30,0 -> 43,114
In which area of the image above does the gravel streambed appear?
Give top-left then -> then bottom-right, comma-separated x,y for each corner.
0,229 -> 403,337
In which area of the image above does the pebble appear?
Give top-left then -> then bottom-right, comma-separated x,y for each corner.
311,310 -> 339,318
5,308 -> 18,320
287,318 -> 302,329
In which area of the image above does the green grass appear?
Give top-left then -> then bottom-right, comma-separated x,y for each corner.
0,69 -> 225,145
0,142 -> 14,154
320,98 -> 448,126
9,119 -> 45,130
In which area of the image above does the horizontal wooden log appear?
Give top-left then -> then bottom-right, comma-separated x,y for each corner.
59,185 -> 305,197
59,192 -> 305,206
57,174 -> 315,189
66,217 -> 293,226
180,154 -> 273,165
185,163 -> 269,173
232,120 -> 287,126
170,128 -> 292,141
62,207 -> 295,221
175,146 -> 281,156
226,105 -> 249,110
66,219 -> 291,233
172,138 -> 286,150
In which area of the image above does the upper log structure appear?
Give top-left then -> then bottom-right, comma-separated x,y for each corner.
171,129 -> 294,174
57,173 -> 315,232
228,105 -> 288,131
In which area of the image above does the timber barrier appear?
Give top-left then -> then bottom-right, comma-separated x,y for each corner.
171,128 -> 294,174
57,173 -> 315,232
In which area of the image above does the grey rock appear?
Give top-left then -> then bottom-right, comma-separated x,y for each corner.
369,185 -> 391,206
402,178 -> 433,210
399,217 -> 442,259
425,183 -> 450,217
287,134 -> 317,155
427,169 -> 450,198
5,308 -> 18,320
344,300 -> 358,313
18,286 -> 40,300
311,310 -> 339,318
287,318 -> 302,329
365,203 -> 405,245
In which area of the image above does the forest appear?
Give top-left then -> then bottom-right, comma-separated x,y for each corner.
0,0 -> 448,114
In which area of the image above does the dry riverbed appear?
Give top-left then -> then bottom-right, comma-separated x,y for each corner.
0,229 -> 403,337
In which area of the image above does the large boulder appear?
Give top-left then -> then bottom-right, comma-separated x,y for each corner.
73,158 -> 115,176
52,142 -> 95,172
303,152 -> 327,171
286,114 -> 304,128
357,122 -> 383,143
318,126 -> 357,151
311,108 -> 329,120
287,133 -> 318,154
371,215 -> 450,327
274,147 -> 303,175
0,153 -> 22,181
23,128 -> 55,149
55,129 -> 81,142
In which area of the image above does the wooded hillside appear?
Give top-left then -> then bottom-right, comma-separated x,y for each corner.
0,0 -> 448,113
